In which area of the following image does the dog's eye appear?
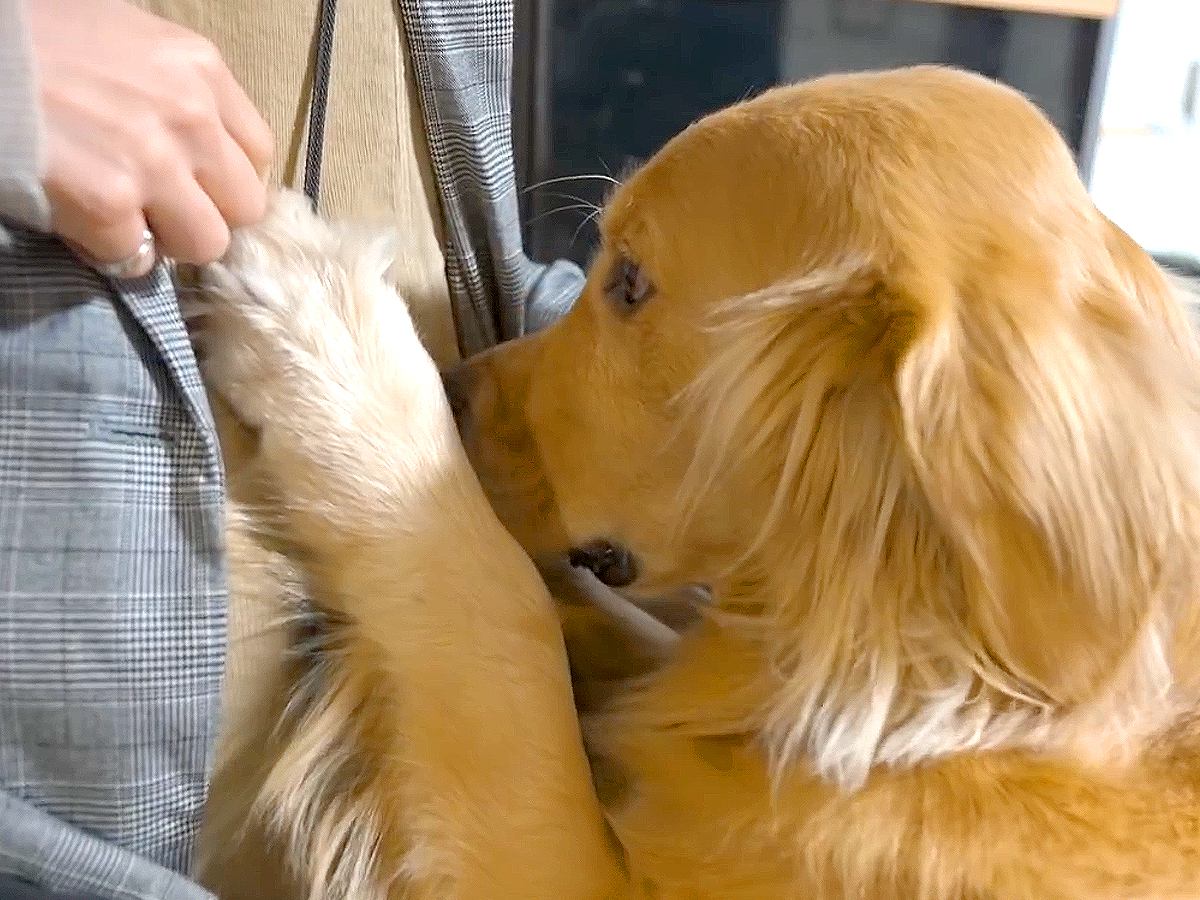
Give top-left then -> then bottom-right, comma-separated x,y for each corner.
603,254 -> 654,311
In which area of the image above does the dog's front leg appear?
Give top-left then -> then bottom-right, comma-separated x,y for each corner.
193,192 -> 626,899
294,481 -> 626,900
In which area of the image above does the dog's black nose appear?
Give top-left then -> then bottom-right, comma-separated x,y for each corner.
568,540 -> 640,588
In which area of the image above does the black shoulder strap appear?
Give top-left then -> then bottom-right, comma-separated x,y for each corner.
303,0 -> 339,207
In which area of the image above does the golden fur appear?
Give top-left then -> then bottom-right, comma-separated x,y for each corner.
195,66 -> 1200,898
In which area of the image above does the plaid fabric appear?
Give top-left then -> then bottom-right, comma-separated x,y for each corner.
399,0 -> 585,353
0,235 -> 225,899
0,1 -> 576,896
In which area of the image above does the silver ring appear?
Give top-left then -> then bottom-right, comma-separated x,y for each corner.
96,229 -> 156,280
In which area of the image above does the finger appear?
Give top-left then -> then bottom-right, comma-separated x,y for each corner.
52,212 -> 155,277
208,64 -> 275,178
145,174 -> 231,264
46,170 -> 155,275
193,130 -> 269,229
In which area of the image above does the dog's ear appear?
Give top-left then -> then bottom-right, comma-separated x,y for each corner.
685,245 -> 1200,786
682,259 -> 969,786
893,246 -> 1200,709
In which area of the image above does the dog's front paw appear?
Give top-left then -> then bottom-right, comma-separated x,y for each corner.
195,192 -> 405,424
192,190 -> 455,532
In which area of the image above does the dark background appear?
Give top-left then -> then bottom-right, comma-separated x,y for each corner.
513,0 -> 1112,267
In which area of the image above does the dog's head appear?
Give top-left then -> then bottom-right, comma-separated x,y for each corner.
448,66 -> 1200,785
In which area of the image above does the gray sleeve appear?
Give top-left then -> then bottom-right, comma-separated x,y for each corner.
0,0 -> 52,237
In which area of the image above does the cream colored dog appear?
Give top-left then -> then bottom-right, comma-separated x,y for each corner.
196,66 -> 1200,899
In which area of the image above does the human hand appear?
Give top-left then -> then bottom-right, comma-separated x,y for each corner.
28,0 -> 274,277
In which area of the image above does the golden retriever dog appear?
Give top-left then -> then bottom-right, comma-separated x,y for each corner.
194,65 -> 1200,899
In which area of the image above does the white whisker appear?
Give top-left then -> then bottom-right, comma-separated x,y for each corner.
526,203 -> 602,225
521,173 -> 621,194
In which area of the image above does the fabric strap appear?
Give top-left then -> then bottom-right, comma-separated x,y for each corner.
303,0 -> 339,206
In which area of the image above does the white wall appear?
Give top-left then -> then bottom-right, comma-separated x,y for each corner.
1089,1 -> 1199,261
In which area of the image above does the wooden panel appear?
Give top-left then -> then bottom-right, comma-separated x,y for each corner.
904,0 -> 1118,19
